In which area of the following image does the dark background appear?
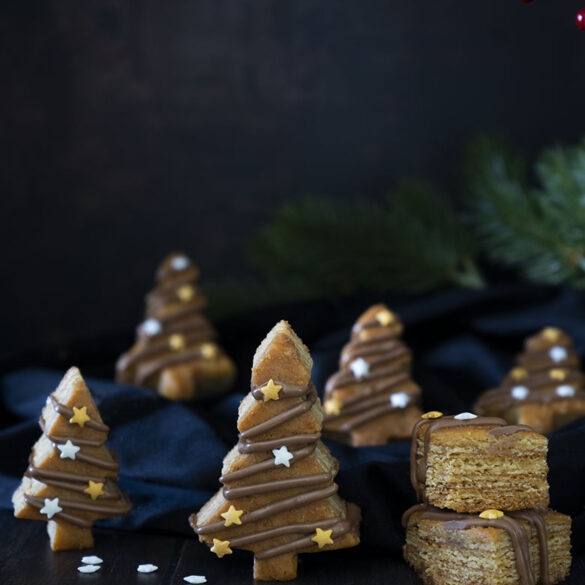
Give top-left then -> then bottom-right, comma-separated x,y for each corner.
2,0 -> 585,361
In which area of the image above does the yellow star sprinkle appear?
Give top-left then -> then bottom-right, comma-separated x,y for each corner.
260,379 -> 282,402
375,309 -> 395,326
542,327 -> 561,342
69,406 -> 91,427
479,509 -> 504,520
200,343 -> 217,359
311,528 -> 334,548
510,367 -> 528,380
177,284 -> 195,302
84,481 -> 105,501
421,411 -> 443,419
210,538 -> 232,558
220,505 -> 244,527
169,334 -> 186,351
324,399 -> 342,416
550,368 -> 567,381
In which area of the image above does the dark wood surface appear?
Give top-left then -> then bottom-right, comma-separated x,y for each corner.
1,511 -> 584,585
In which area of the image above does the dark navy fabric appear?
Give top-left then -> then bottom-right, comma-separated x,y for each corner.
1,285 -> 585,555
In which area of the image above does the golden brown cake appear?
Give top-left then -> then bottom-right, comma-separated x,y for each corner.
403,504 -> 571,585
322,305 -> 422,446
191,320 -> 360,581
475,327 -> 585,434
12,367 -> 132,550
116,252 -> 237,401
410,412 -> 549,514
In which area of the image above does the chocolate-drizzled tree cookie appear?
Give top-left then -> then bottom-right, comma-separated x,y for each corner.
116,252 -> 236,401
322,304 -> 422,446
12,367 -> 132,550
475,326 -> 585,433
191,320 -> 360,581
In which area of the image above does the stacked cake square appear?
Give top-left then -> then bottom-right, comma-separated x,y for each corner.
403,411 -> 571,585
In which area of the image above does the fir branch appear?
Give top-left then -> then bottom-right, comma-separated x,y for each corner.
247,185 -> 483,298
466,136 -> 585,287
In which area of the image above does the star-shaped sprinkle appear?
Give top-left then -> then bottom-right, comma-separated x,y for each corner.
260,379 -> 282,402
390,392 -> 410,408
177,284 -> 195,302
479,509 -> 504,520
324,398 -> 342,415
200,343 -> 217,359
542,327 -> 561,342
375,309 -> 395,326
556,385 -> 576,398
57,439 -> 80,460
137,564 -> 158,573
311,528 -> 334,548
550,368 -> 567,381
184,577 -> 207,584
421,411 -> 443,419
549,346 -> 568,363
454,412 -> 477,420
221,505 -> 244,527
171,255 -> 190,271
40,497 -> 62,519
78,565 -> 100,573
510,367 -> 528,380
69,406 -> 91,427
350,357 -> 370,379
142,318 -> 162,336
272,445 -> 294,467
511,386 -> 530,400
81,556 -> 103,565
210,539 -> 232,558
84,481 -> 105,501
169,334 -> 186,350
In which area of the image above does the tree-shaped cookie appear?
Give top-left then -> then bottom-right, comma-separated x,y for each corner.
475,326 -> 585,433
116,252 -> 237,400
322,304 -> 422,446
12,367 -> 132,550
191,320 -> 360,581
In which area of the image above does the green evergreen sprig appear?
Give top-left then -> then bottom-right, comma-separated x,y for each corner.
249,182 -> 483,294
466,136 -> 585,287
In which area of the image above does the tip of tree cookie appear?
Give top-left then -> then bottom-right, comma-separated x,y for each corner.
251,320 -> 313,386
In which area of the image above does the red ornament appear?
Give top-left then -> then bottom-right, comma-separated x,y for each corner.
577,9 -> 585,30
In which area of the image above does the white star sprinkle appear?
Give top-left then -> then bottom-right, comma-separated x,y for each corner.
137,564 -> 158,573
556,385 -> 576,398
142,318 -> 162,336
171,255 -> 190,271
511,386 -> 530,400
390,392 -> 410,408
78,565 -> 100,573
272,446 -> 294,467
40,497 -> 62,519
57,439 -> 80,460
549,346 -> 568,363
81,556 -> 103,565
184,577 -> 207,584
350,358 -> 370,379
454,412 -> 477,420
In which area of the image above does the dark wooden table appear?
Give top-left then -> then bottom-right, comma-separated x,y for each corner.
1,510 -> 583,584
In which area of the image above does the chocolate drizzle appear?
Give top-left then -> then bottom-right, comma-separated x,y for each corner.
27,393 -> 132,529
402,504 -> 550,585
195,378 -> 359,559
409,414 -> 532,501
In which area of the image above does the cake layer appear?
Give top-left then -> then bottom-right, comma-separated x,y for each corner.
403,504 -> 571,585
410,414 -> 549,513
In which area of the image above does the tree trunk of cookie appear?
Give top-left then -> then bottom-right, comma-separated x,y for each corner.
253,553 -> 298,581
47,520 -> 94,550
